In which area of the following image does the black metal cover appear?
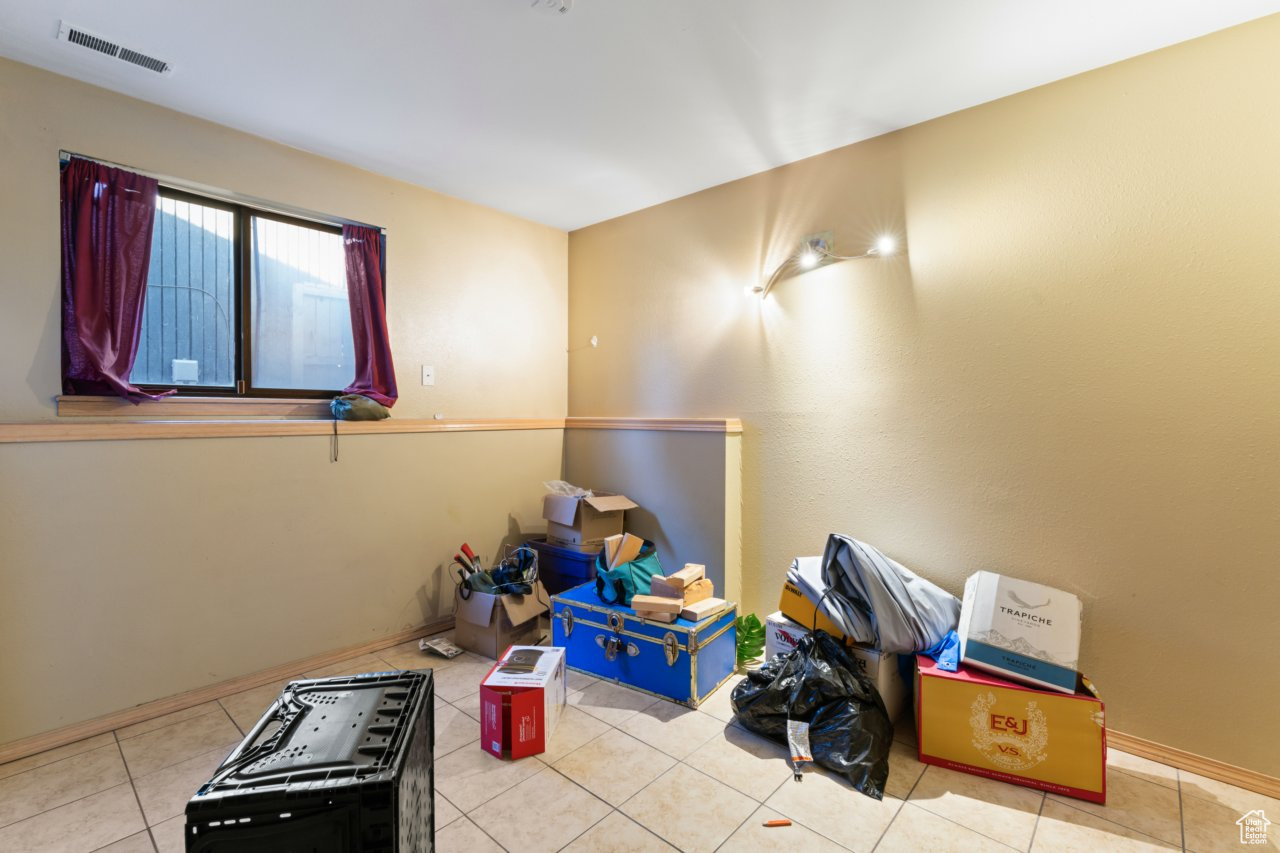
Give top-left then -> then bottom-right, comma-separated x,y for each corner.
185,669 -> 434,852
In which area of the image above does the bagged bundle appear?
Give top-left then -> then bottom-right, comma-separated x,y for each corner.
731,631 -> 893,799
792,534 -> 959,655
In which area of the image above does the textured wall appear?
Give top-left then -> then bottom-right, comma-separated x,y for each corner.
0,59 -> 567,743
568,18 -> 1280,772
564,429 -> 742,603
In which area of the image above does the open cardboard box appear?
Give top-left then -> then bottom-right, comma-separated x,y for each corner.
454,582 -> 549,659
542,492 -> 637,553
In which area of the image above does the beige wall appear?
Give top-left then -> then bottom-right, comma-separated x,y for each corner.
569,16 -> 1280,773
0,59 -> 568,743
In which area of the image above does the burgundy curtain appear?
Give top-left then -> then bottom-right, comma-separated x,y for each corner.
61,157 -> 172,402
342,224 -> 398,407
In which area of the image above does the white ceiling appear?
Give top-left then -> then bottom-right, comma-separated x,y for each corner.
2,1 -> 1277,231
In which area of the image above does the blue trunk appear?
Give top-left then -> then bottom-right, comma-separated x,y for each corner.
551,582 -> 738,707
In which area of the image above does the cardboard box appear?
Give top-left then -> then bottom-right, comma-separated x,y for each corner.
542,492 -> 638,552
958,571 -> 1082,693
454,582 -> 549,659
916,655 -> 1106,804
778,579 -> 846,638
763,611 -> 907,721
480,646 -> 566,760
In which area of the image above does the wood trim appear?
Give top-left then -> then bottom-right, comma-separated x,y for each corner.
0,418 -> 566,444
1,416 -> 746,443
57,395 -> 332,419
566,417 -> 743,434
1110,730 -> 1280,798
0,617 -> 453,767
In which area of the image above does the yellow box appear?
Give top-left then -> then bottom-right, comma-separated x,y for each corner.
778,580 -> 846,639
916,656 -> 1106,803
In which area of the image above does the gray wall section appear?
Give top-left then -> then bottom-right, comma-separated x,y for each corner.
563,429 -> 737,603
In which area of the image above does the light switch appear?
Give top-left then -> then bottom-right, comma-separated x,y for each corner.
421,365 -> 435,386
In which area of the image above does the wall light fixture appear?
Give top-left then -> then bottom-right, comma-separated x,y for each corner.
753,232 -> 898,299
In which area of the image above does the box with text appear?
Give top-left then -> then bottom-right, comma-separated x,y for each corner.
480,646 -> 567,760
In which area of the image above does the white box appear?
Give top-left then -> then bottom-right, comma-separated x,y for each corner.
958,571 -> 1082,694
479,646 -> 567,760
763,611 -> 906,721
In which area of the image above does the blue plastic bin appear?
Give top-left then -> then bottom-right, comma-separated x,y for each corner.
528,537 -> 598,595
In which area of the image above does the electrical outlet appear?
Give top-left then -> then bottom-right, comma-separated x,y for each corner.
421,365 -> 435,386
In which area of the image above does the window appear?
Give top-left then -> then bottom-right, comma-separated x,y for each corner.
129,188 -> 359,397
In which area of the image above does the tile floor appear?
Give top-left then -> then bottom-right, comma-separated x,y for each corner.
1,633 -> 1276,852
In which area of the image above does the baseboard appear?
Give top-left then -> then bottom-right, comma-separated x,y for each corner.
1110,730 -> 1280,798
0,616 -> 454,766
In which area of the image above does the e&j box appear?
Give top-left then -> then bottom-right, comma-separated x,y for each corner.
916,655 -> 1106,804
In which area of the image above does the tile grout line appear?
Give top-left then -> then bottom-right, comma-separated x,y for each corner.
1176,769 -> 1187,852
685,756 -> 870,853
115,718 -> 242,781
115,704 -> 228,745
1051,795 -> 1180,847
868,761 -> 930,853
458,759 -> 612,851
458,815 -> 511,853
0,737 -> 116,783
115,730 -> 161,853
220,699 -> 247,738
543,743 -> 649,817
1026,792 -> 1047,851
894,799 -> 1030,852
0,780 -> 143,836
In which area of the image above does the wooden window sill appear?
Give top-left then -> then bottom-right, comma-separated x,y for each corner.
57,394 -> 332,419
0,407 -> 741,444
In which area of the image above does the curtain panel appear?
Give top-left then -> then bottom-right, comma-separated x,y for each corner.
342,224 -> 398,407
60,157 -> 172,402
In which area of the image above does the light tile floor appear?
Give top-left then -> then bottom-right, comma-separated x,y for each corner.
1,633 -> 1276,852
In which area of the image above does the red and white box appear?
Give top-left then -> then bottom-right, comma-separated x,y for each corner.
480,646 -> 567,760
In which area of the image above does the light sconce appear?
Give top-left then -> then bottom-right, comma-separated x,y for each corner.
752,232 -> 898,299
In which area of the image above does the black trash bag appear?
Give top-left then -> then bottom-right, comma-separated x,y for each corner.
731,630 -> 894,799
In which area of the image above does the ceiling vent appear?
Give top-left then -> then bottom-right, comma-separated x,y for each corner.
57,21 -> 171,75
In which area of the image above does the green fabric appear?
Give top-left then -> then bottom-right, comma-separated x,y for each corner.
594,541 -> 662,607
331,394 -> 390,420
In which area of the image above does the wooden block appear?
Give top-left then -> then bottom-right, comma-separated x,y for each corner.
668,563 -> 705,590
682,578 -> 714,605
630,594 -> 682,614
680,597 -> 726,622
604,534 -> 623,567
609,533 -> 644,569
649,576 -> 683,599
635,610 -> 677,623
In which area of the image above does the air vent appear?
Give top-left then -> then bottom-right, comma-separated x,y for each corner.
58,21 -> 171,75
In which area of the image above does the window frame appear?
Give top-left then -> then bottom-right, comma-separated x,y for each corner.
132,185 -> 362,400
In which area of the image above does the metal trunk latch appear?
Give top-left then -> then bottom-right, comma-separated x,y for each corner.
559,608 -> 574,637
607,612 -> 624,633
595,634 -> 640,660
663,632 -> 679,666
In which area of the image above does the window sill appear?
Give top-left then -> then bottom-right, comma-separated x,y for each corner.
56,394 -> 331,419
1,409 -> 740,444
